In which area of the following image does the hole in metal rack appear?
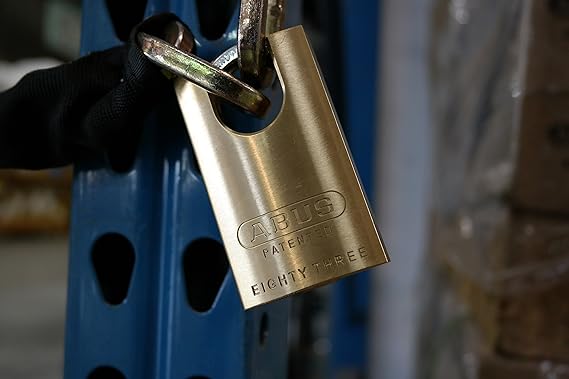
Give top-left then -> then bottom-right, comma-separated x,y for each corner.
105,0 -> 148,41
196,0 -> 238,40
92,233 -> 135,305
183,238 -> 229,312
88,366 -> 126,379
259,312 -> 269,346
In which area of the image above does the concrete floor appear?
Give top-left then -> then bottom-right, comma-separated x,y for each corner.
0,237 -> 68,379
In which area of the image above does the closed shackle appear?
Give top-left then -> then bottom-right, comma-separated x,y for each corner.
137,21 -> 270,116
137,0 -> 286,113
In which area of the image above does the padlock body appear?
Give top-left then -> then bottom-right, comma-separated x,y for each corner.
175,26 -> 389,309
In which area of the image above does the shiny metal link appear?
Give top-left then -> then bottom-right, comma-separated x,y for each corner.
238,0 -> 269,86
163,21 -> 195,55
266,0 -> 285,35
212,45 -> 239,70
138,32 -> 270,116
238,0 -> 286,86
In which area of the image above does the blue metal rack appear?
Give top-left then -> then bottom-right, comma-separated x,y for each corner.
65,2 -> 296,378
64,1 -> 380,378
329,1 -> 380,377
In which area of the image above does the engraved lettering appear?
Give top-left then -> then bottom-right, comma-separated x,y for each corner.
250,265 -> 310,297
347,250 -> 356,262
260,224 -> 337,260
251,222 -> 270,243
315,197 -> 333,216
249,246 -> 374,299
278,274 -> 288,286
335,255 -> 344,265
291,204 -> 313,223
271,213 -> 289,232
314,227 -> 323,237
288,271 -> 296,282
237,191 -> 346,249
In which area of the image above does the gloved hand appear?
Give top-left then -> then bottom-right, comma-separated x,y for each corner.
0,13 -> 183,169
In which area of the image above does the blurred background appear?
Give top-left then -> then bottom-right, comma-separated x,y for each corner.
1,0 -> 568,378
0,1 -> 78,378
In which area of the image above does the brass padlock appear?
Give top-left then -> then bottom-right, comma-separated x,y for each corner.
175,25 -> 389,309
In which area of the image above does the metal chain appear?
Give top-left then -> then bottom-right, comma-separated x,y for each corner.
266,0 -> 286,35
138,0 -> 287,116
238,0 -> 285,87
138,24 -> 270,116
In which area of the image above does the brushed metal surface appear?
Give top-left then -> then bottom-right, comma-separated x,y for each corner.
175,25 -> 389,309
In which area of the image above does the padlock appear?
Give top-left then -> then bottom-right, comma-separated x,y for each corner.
175,25 -> 389,309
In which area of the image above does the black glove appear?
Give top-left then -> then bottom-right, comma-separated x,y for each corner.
0,13 -> 182,169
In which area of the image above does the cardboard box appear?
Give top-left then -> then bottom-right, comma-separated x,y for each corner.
522,0 -> 569,93
0,168 -> 71,234
478,353 -> 569,379
511,93 -> 569,214
440,210 -> 569,362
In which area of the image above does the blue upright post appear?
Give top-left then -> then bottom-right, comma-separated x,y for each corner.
64,2 -> 298,378
329,0 -> 381,377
